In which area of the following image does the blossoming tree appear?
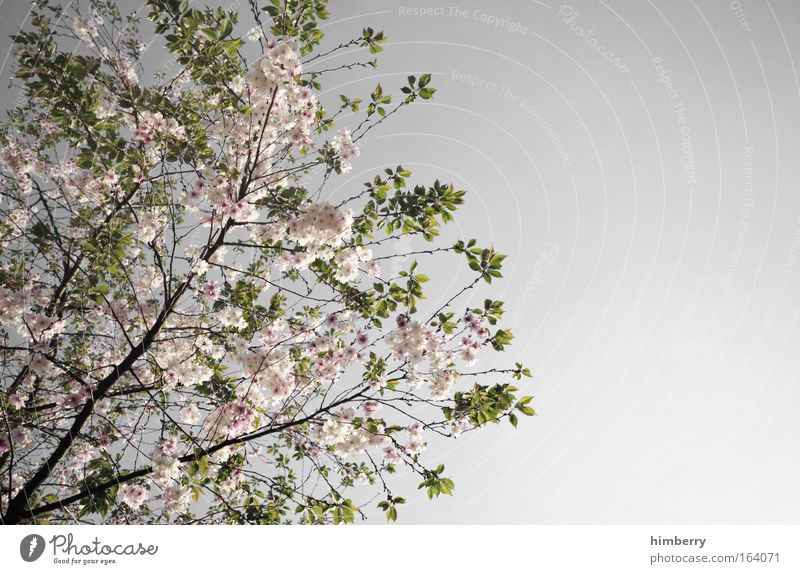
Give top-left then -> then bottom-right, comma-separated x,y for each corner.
0,0 -> 534,524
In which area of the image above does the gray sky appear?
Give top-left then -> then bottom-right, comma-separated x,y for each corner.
3,0 -> 800,524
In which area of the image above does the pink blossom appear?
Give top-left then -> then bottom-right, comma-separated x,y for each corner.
119,483 -> 149,510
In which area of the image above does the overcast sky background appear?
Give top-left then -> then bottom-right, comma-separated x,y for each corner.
3,0 -> 800,524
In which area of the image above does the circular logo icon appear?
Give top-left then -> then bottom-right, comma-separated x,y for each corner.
20,534 -> 46,562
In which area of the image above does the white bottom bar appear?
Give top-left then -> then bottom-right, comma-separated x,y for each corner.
2,525 -> 798,573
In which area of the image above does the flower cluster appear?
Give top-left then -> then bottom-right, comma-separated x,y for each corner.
459,311 -> 491,365
314,411 -> 390,459
130,111 -> 185,147
201,401 -> 257,441
0,427 -> 29,456
73,11 -> 102,44
332,129 -> 360,173
0,137 -> 41,194
95,86 -> 118,119
287,202 -> 353,249
118,483 -> 148,510
266,202 -> 376,281
333,245 -> 372,282
240,39 -> 318,150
